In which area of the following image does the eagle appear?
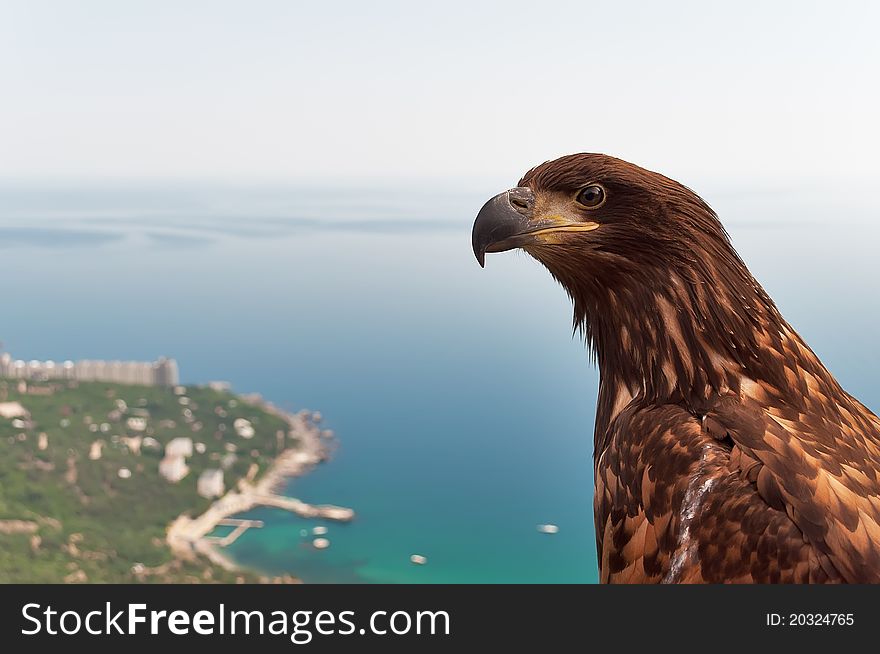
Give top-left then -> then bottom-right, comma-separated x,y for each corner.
472,153 -> 880,583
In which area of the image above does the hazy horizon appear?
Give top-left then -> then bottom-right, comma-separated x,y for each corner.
2,1 -> 878,188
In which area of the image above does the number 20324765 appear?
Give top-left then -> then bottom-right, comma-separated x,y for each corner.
766,613 -> 854,627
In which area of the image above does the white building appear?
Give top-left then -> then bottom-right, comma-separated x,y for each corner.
165,437 -> 193,459
197,469 -> 224,498
154,357 -> 180,387
0,401 -> 28,419
159,456 -> 189,483
0,351 -> 180,387
126,417 -> 148,432
233,418 -> 256,439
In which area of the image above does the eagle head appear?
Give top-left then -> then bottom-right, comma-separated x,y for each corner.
472,153 -> 785,405
472,153 -> 725,282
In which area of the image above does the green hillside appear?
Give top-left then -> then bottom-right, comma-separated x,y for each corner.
0,379 -> 295,583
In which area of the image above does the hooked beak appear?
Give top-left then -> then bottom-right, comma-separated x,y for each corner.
471,187 -> 598,267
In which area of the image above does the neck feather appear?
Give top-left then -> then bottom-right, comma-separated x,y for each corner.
545,240 -> 837,459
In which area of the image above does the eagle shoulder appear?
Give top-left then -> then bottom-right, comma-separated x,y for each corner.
595,400 -> 842,583
703,383 -> 880,583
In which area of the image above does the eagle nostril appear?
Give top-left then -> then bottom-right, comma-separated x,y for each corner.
507,188 -> 533,210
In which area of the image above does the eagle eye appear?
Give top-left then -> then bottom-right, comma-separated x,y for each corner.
576,185 -> 605,209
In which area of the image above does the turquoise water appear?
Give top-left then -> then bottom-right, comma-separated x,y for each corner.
2,182 -> 879,583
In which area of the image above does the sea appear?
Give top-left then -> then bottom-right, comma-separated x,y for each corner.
1,179 -> 879,583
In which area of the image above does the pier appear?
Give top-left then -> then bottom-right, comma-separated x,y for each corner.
204,518 -> 265,547
168,489 -> 354,567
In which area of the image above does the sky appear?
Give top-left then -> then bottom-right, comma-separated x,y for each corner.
1,1 -> 879,187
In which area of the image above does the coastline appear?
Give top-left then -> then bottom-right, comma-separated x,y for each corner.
164,402 -> 354,577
